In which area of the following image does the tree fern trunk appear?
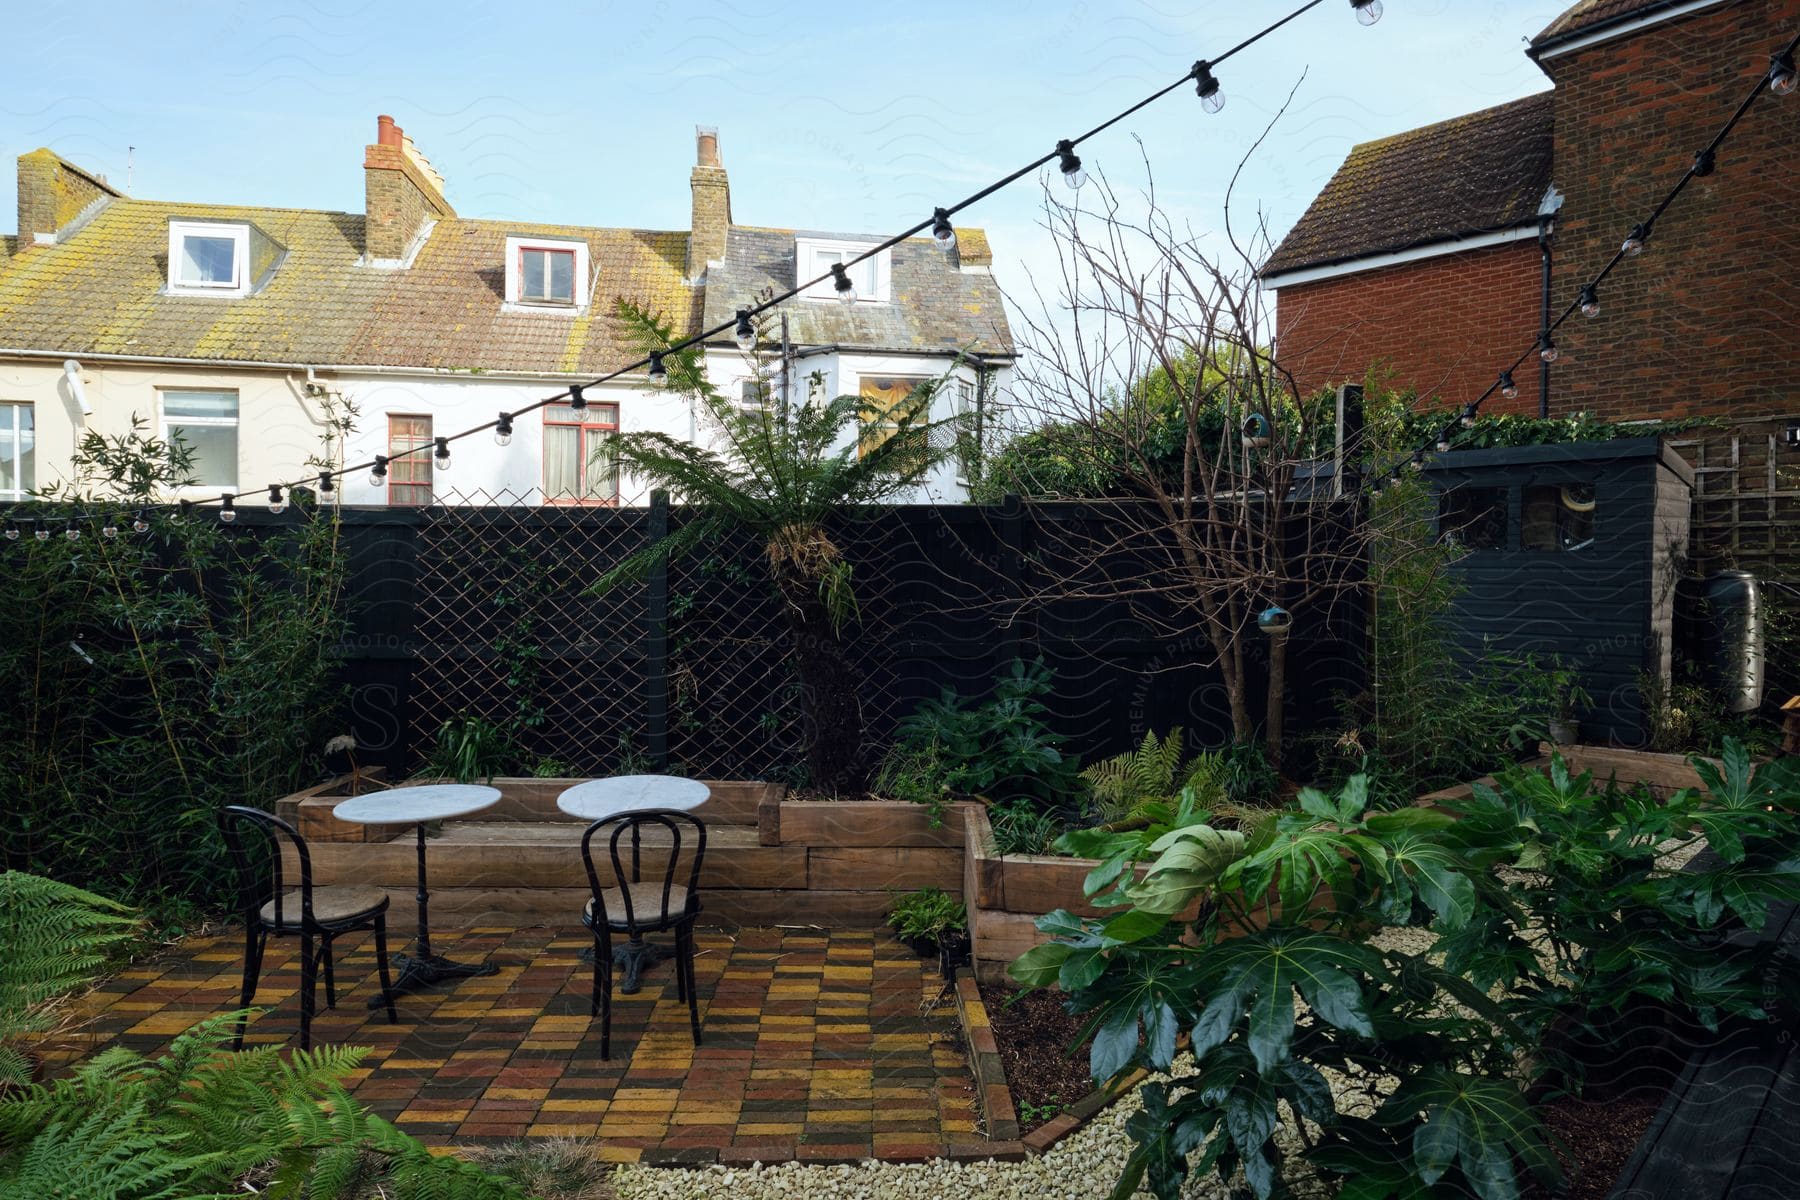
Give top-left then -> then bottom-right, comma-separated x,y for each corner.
775,573 -> 867,793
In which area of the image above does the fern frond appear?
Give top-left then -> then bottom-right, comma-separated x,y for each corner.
0,871 -> 141,1026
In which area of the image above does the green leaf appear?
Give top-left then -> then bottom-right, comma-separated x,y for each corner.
1091,1007 -> 1142,1082
1008,942 -> 1071,989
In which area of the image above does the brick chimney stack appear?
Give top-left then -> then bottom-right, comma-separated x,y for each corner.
363,114 -> 454,264
687,125 -> 730,283
14,148 -> 121,256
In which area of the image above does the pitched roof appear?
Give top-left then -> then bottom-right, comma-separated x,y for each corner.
1261,91 -> 1556,279
699,227 -> 1014,358
1530,0 -> 1707,50
0,197 -> 696,375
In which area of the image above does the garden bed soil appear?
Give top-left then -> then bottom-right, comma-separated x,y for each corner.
1530,1087 -> 1668,1200
979,981 -> 1095,1134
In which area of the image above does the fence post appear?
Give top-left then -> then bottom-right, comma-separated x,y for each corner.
999,492 -> 1025,668
645,490 -> 670,771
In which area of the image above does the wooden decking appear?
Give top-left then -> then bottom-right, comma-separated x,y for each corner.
1608,902 -> 1800,1199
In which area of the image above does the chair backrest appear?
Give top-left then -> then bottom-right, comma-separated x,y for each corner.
579,810 -> 706,935
218,806 -> 314,930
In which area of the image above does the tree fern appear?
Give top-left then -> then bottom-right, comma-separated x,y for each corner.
0,1102 -> 231,1200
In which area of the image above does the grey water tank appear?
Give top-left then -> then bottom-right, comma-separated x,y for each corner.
1700,570 -> 1765,713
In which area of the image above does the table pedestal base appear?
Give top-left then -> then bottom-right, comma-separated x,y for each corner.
367,953 -> 497,1006
580,937 -> 667,995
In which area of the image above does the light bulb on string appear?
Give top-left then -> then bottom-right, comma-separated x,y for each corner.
569,383 -> 589,415
33,520 -> 48,542
1055,140 -> 1085,189
1436,428 -> 1454,454
1579,285 -> 1601,318
1692,148 -> 1716,177
648,353 -> 670,387
831,262 -> 856,305
102,514 -> 119,539
318,471 -> 335,498
434,437 -> 451,470
733,309 -> 756,352
1408,448 -> 1426,474
218,494 -> 236,524
1192,61 -> 1224,113
268,485 -> 286,514
1499,371 -> 1520,401
1461,403 -> 1480,427
496,412 -> 514,447
1770,50 -> 1797,97
63,519 -> 80,543
132,509 -> 150,534
1538,333 -> 1560,364
931,207 -> 956,252
1622,224 -> 1650,256
4,518 -> 18,541
1350,0 -> 1382,25
370,455 -> 389,487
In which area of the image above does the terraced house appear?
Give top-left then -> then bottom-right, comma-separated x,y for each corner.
0,118 -> 1013,507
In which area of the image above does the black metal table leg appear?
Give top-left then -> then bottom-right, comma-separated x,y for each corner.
369,822 -> 496,1006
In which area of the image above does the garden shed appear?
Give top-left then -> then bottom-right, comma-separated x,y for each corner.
1422,436 -> 1693,746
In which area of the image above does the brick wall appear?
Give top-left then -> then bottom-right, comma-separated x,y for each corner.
363,140 -> 452,262
16,149 -> 120,249
1273,238 -> 1546,416
1542,0 -> 1800,422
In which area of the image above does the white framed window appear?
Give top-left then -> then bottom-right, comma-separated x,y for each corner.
543,402 -> 620,504
160,389 -> 239,489
796,237 -> 890,304
504,235 -> 590,309
167,221 -> 249,296
0,403 -> 34,501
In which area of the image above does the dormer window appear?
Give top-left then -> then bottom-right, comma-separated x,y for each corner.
505,235 -> 590,310
797,237 -> 890,304
168,220 -> 248,295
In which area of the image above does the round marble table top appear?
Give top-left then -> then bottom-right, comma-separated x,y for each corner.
556,775 -> 710,822
333,784 -> 502,825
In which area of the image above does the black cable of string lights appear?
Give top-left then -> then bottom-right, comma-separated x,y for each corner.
1366,27 -> 1800,493
4,0 -> 1394,540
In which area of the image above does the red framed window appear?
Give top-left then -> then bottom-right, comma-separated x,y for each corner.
519,246 -> 576,304
543,402 -> 620,504
387,414 -> 433,506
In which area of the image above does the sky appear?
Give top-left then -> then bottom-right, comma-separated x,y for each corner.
5,0 -> 1574,319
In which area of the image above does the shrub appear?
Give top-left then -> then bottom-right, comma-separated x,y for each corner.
885,887 -> 967,944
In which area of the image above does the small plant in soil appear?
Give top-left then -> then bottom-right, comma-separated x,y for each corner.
886,887 -> 967,957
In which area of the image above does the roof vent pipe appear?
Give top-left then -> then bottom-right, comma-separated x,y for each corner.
63,359 -> 92,417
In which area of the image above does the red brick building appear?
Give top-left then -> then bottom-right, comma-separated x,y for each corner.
1264,0 -> 1800,425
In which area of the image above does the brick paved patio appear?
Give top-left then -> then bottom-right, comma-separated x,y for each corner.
62,926 -> 999,1164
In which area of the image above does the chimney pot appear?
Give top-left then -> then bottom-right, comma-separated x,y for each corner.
696,126 -> 720,168
377,114 -> 402,147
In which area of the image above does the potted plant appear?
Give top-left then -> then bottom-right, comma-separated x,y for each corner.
1547,665 -> 1592,745
885,887 -> 967,964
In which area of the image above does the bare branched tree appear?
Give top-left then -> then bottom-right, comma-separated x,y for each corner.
991,130 -> 1372,765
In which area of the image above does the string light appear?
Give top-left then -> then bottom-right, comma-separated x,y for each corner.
102,513 -> 119,538
1579,285 -> 1601,318
1408,448 -> 1425,473
734,309 -> 756,351
1460,403 -> 1479,427
648,353 -> 670,387
268,485 -> 286,514
63,0 -> 1373,524
830,262 -> 856,305
1692,148 -> 1716,177
495,412 -> 514,447
1537,333 -> 1559,364
218,494 -> 236,524
1351,0 -> 1383,26
1192,61 -> 1224,113
1055,140 -> 1085,189
132,509 -> 150,534
4,518 -> 18,541
1772,50 -> 1797,96
434,437 -> 452,470
33,520 -> 48,542
1436,427 -> 1454,454
1499,371 -> 1520,401
369,455 -> 389,487
63,518 -> 79,542
1622,223 -> 1650,256
931,208 -> 957,252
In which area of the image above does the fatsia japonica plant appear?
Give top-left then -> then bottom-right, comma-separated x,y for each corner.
1010,775 -> 1551,1200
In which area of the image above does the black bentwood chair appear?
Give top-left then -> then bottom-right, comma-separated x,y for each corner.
218,806 -> 397,1050
579,811 -> 707,1058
